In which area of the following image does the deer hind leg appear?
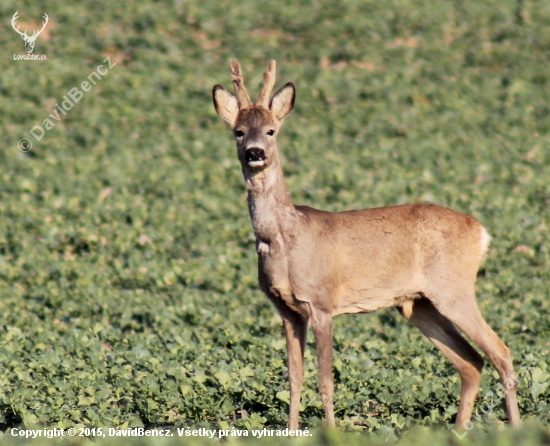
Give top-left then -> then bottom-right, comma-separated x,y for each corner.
399,297 -> 484,427
433,295 -> 521,427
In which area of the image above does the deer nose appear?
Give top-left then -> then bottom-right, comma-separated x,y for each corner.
245,148 -> 266,167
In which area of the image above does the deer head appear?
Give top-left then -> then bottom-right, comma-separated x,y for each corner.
212,60 -> 295,174
12,11 -> 49,54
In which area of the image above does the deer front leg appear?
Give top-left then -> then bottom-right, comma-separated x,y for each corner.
283,312 -> 308,430
311,311 -> 335,427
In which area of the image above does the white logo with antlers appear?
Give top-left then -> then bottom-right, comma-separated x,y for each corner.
12,11 -> 49,54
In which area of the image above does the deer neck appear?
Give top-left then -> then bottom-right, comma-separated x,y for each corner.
244,152 -> 297,244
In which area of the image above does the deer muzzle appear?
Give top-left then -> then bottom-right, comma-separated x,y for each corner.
245,148 -> 266,167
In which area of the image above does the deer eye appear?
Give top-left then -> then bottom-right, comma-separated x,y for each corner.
235,130 -> 244,138
267,130 -> 275,136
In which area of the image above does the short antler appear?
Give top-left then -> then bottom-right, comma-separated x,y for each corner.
230,59 -> 252,108
256,60 -> 276,108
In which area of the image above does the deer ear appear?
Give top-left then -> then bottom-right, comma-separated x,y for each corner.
270,82 -> 295,121
213,85 -> 239,125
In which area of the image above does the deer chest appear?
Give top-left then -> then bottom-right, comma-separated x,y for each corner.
256,237 -> 308,316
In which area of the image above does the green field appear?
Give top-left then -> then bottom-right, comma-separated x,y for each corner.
1,0 -> 549,444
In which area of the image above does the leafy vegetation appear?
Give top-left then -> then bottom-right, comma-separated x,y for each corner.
1,0 -> 549,444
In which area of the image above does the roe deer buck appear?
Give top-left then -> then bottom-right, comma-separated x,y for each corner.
212,59 -> 520,429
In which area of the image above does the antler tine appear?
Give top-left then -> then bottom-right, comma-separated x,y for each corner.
33,13 -> 49,38
11,11 -> 25,37
230,59 -> 252,108
256,60 -> 276,108
41,13 -> 49,30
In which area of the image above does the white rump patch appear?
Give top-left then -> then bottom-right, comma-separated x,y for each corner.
480,226 -> 492,260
